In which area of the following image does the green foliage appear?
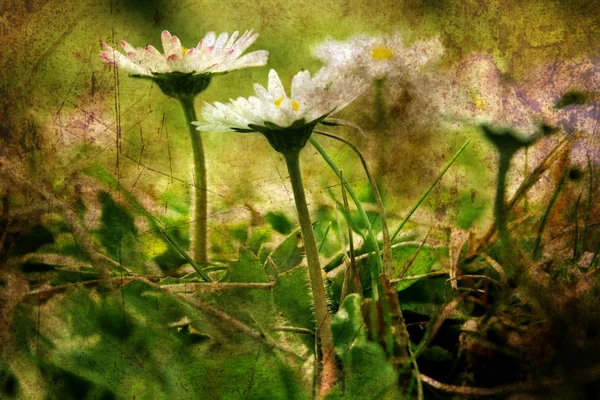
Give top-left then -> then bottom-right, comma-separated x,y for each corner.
260,229 -> 304,274
265,211 -> 294,235
397,276 -> 448,316
273,266 -> 315,332
328,294 -> 401,399
95,190 -> 140,266
10,279 -> 309,399
0,361 -> 19,398
9,224 -> 54,257
555,90 -> 591,109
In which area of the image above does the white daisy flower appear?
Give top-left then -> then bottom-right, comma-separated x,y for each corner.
99,30 -> 268,77
194,68 -> 366,134
312,32 -> 444,80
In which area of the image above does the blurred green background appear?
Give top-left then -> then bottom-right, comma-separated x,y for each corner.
2,0 -> 599,239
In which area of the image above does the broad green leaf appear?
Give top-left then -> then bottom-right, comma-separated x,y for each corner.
328,294 -> 400,399
397,276 -> 448,317
260,229 -> 303,275
94,190 -> 144,269
272,266 -> 314,334
331,294 -> 366,356
0,360 -> 19,398
228,247 -> 270,283
248,226 -> 272,255
13,279 -> 306,399
9,224 -> 54,257
265,211 -> 294,235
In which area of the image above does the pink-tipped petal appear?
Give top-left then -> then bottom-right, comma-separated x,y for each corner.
200,32 -> 216,49
145,44 -> 161,55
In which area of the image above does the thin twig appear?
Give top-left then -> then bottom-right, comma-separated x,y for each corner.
419,361 -> 600,397
21,276 -> 161,303
273,326 -> 314,335
447,275 -> 505,288
161,281 -> 275,293
389,271 -> 448,284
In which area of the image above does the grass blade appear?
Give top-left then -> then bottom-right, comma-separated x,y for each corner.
391,140 -> 471,242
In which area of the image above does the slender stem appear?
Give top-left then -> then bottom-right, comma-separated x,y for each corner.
495,152 -> 512,247
374,78 -> 388,176
283,150 -> 336,395
494,150 -> 523,280
178,96 -> 208,266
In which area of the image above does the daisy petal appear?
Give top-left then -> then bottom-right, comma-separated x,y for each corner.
268,69 -> 286,98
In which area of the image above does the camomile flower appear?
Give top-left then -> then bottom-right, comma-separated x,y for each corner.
100,29 -> 268,78
98,30 -> 267,268
312,32 -> 444,80
194,68 -> 366,153
195,67 -> 366,392
100,30 -> 268,98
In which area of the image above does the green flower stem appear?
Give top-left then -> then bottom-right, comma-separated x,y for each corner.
495,152 -> 513,247
494,150 -> 523,281
178,95 -> 208,266
283,150 -> 336,393
374,78 -> 388,176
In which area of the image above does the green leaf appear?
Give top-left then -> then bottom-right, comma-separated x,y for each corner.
420,345 -> 454,362
261,230 -> 303,275
328,294 -> 400,399
273,266 -> 314,334
397,276 -> 448,316
50,267 -> 101,286
0,361 -> 19,398
393,243 -> 439,291
331,294 -> 366,356
95,190 -> 142,268
555,90 -> 591,109
228,247 -> 270,283
248,227 -> 272,255
265,211 -> 294,235
9,224 -> 54,257
359,243 -> 439,291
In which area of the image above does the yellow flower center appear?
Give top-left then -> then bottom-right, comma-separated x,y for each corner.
274,97 -> 300,112
370,46 -> 394,61
469,90 -> 487,111
182,46 -> 188,56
